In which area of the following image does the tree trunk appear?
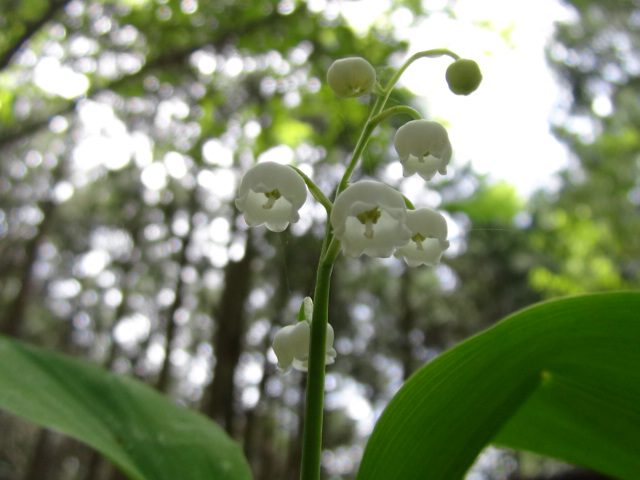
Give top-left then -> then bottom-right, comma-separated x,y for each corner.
204,232 -> 254,434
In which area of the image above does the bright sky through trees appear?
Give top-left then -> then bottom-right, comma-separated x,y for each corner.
341,0 -> 575,196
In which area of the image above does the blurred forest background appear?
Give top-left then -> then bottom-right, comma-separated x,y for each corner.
0,0 -> 638,479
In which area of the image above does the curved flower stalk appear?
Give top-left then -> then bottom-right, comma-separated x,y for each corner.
330,181 -> 411,258
394,208 -> 450,267
394,120 -> 452,181
235,162 -> 307,232
326,57 -> 376,98
272,298 -> 337,371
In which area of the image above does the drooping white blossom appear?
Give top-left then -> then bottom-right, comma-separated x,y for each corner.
330,181 -> 411,258
394,207 -> 450,267
326,57 -> 376,99
394,120 -> 452,181
235,162 -> 307,232
272,297 -> 336,372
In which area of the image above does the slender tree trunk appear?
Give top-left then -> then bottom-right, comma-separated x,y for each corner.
83,196 -> 146,480
156,189 -> 198,393
242,351 -> 274,462
1,200 -> 55,338
23,429 -> 57,480
204,232 -> 254,434
283,374 -> 306,480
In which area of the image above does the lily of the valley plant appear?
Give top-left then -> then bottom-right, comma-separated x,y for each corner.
235,50 -> 482,480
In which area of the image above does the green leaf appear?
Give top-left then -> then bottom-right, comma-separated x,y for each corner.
0,335 -> 254,480
357,292 -> 640,480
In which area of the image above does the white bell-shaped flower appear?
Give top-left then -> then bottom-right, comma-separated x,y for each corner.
235,162 -> 307,232
272,298 -> 337,372
394,120 -> 452,181
394,208 -> 450,267
330,181 -> 411,258
327,57 -> 376,98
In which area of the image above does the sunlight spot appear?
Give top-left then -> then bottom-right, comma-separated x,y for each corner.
49,115 -> 69,133
249,288 -> 268,309
206,244 -> 229,268
180,0 -> 198,14
209,217 -> 230,244
257,145 -> 294,164
69,35 -> 98,56
73,135 -> 132,172
191,50 -> 217,75
244,120 -> 261,138
592,95 -> 613,117
202,139 -> 233,166
239,358 -> 263,385
104,288 -> 123,308
307,0 -> 326,14
53,181 -> 74,202
340,0 -> 390,33
277,0 -> 294,15
170,348 -> 190,369
164,151 -> 189,179
75,249 -> 110,277
33,57 -> 89,99
224,56 -> 244,77
188,359 -> 210,385
197,169 -> 236,200
246,319 -> 270,346
435,264 -> 459,293
147,342 -> 165,365
96,270 -> 116,288
241,387 -> 260,408
141,162 -> 168,190
227,238 -> 246,261
49,278 -> 82,299
114,313 -> 151,347
132,132 -> 154,167
390,6 -> 413,30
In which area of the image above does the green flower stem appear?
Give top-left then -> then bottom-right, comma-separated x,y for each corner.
300,237 -> 341,480
300,48 -> 460,480
290,165 -> 333,215
337,95 -> 386,195
369,105 -> 423,127
381,48 -> 460,100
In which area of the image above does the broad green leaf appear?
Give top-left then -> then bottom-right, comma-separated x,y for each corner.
357,292 -> 640,480
0,335 -> 253,480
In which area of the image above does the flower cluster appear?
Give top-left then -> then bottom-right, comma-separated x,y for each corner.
235,112 -> 453,267
329,182 -> 449,266
235,51 -> 480,373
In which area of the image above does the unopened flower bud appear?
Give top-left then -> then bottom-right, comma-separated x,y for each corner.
327,57 -> 376,98
445,59 -> 482,95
